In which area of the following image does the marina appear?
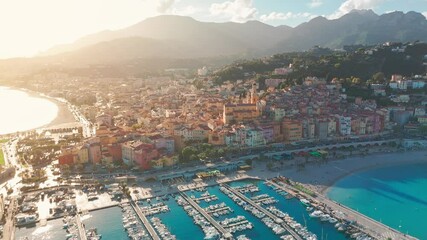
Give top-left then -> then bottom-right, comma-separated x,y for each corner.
14,178 -> 393,240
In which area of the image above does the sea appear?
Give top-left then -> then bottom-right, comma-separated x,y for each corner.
327,162 -> 427,239
0,86 -> 58,135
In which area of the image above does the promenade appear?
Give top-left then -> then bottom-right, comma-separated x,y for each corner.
223,184 -> 303,240
2,198 -> 16,240
269,179 -> 417,240
130,200 -> 161,240
180,192 -> 233,239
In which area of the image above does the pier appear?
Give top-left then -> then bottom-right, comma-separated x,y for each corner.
206,206 -> 231,214
223,184 -> 303,240
76,214 -> 87,240
140,205 -> 169,215
268,179 -> 417,240
179,192 -> 233,239
224,220 -> 249,228
193,194 -> 218,202
130,201 -> 161,240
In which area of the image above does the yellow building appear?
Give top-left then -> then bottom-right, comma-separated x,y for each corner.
223,103 -> 260,124
59,144 -> 88,164
150,159 -> 163,169
163,156 -> 178,167
282,119 -> 302,142
418,116 -> 427,125
76,145 -> 89,164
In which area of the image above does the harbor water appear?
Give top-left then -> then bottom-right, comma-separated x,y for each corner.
327,162 -> 427,239
16,179 -> 357,239
82,207 -> 129,240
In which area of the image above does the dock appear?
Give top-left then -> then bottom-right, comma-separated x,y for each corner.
268,179 -> 417,240
224,220 -> 249,228
76,214 -> 87,240
179,192 -> 233,239
253,196 -> 275,203
130,200 -> 161,240
140,205 -> 168,215
206,206 -> 231,214
193,194 -> 217,201
223,184 -> 303,240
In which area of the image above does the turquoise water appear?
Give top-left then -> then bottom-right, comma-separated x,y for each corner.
196,185 -> 280,239
139,197 -> 205,239
16,180 -> 350,239
229,180 -> 349,240
327,162 -> 427,239
83,206 -> 129,240
137,181 -> 347,240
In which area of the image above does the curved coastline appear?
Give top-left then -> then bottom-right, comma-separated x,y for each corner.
321,152 -> 427,194
0,86 -> 78,135
276,150 -> 427,195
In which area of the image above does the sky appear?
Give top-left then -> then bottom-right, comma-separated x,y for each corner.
0,0 -> 426,59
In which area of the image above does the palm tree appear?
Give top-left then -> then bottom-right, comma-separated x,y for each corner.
304,155 -> 309,164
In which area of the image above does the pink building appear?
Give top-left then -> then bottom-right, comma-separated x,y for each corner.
121,141 -> 159,169
134,144 -> 159,170
87,143 -> 101,164
149,135 -> 175,155
259,125 -> 274,143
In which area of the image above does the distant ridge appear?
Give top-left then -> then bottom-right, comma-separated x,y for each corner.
29,10 -> 427,64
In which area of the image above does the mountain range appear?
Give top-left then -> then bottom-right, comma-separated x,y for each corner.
0,9 -> 423,72
37,9 -> 427,64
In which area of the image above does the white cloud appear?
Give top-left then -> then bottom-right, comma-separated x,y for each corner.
423,11 -> 427,18
157,0 -> 176,14
308,0 -> 323,8
210,0 -> 258,22
260,12 -> 317,22
328,0 -> 383,19
173,5 -> 199,16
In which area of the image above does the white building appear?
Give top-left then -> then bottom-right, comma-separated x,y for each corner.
336,115 -> 351,136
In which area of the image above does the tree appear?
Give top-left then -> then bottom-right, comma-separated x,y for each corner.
197,152 -> 207,161
217,148 -> 225,157
419,125 -> 427,135
321,154 -> 327,163
266,162 -> 273,170
351,77 -> 363,86
182,146 -> 196,162
372,72 -> 385,84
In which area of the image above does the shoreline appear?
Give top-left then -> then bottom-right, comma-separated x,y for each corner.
269,150 -> 427,196
0,86 -> 78,135
320,152 -> 427,195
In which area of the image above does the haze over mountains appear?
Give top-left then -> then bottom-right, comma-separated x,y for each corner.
37,9 -> 427,64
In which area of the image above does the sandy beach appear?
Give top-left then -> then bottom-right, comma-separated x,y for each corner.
263,150 -> 427,194
15,87 -> 79,130
42,99 -> 78,128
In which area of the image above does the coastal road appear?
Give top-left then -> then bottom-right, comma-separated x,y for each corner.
223,184 -> 303,240
2,197 -> 17,240
270,180 -> 417,240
